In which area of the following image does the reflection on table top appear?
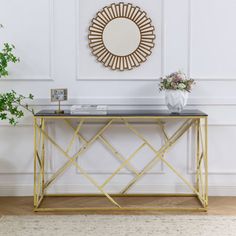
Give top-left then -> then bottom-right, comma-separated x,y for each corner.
35,109 -> 207,117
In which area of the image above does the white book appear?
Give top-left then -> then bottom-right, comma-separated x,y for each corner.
70,105 -> 107,115
70,105 -> 107,111
70,110 -> 107,115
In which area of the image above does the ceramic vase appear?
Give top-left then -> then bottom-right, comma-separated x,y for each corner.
165,90 -> 189,113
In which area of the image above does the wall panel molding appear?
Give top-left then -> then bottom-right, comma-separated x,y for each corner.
22,97 -> 236,106
0,123 -> 55,174
0,0 -> 55,82
187,124 -> 236,175
188,0 -> 236,81
75,0 -> 165,81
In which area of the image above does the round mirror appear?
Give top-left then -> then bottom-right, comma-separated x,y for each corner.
103,18 -> 141,57
89,3 -> 156,71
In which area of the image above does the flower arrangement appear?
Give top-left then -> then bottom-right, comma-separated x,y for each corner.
159,71 -> 195,92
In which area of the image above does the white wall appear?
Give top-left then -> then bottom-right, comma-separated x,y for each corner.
0,0 -> 236,196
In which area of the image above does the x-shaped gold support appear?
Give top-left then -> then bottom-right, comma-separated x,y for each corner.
34,115 -> 208,211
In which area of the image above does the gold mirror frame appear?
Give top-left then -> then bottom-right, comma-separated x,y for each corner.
88,2 -> 156,71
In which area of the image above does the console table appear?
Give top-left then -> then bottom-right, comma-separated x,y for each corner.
34,109 -> 208,212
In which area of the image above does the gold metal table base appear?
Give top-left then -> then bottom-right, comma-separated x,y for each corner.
34,115 -> 208,212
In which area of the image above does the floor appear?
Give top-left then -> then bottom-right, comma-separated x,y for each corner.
0,196 -> 236,215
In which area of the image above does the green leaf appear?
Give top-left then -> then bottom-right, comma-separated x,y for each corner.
0,90 -> 34,125
0,42 -> 20,77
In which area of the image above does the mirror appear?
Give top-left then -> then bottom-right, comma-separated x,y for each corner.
103,18 -> 141,57
88,3 -> 156,71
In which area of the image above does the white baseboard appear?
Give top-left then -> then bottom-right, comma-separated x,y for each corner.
0,184 -> 236,197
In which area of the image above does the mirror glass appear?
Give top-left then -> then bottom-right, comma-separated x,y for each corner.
103,18 -> 141,57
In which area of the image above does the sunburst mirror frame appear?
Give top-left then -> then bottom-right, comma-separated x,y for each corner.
88,2 -> 156,71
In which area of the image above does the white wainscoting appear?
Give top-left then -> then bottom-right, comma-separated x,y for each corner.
0,0 -> 54,81
0,0 -> 236,196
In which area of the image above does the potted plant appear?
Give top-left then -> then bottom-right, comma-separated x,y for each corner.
0,24 -> 34,125
159,71 -> 195,113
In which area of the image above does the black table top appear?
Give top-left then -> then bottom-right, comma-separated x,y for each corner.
35,109 -> 207,117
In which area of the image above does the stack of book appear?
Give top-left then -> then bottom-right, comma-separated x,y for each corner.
70,105 -> 107,115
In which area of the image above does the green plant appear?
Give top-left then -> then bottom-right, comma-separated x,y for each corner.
0,24 -> 20,78
0,24 -> 34,125
0,91 -> 34,125
0,43 -> 20,77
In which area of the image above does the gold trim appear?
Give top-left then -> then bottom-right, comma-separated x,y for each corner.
35,207 -> 207,212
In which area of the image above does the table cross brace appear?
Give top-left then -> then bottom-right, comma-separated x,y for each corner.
34,116 -> 208,210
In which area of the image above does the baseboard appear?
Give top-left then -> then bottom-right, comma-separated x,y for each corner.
0,184 -> 236,197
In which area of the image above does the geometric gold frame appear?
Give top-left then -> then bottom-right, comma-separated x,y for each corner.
88,2 -> 156,71
34,114 -> 208,212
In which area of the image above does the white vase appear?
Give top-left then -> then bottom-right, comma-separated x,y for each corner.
165,90 -> 189,113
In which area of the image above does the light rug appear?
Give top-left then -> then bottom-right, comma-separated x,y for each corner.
0,215 -> 236,236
